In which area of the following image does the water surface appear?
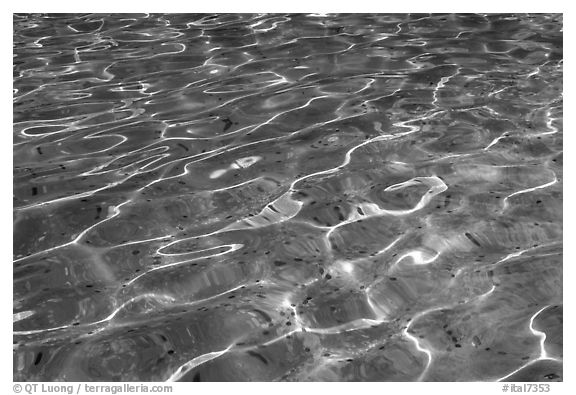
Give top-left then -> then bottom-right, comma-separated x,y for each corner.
13,13 -> 563,382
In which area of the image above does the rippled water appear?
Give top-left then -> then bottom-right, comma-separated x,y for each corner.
13,13 -> 563,382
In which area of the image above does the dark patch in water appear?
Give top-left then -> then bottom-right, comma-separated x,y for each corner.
247,350 -> 268,365
465,232 -> 482,247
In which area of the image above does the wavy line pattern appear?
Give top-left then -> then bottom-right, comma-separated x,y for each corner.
13,13 -> 562,382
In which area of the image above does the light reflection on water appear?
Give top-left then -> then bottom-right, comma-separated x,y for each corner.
13,13 -> 562,382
